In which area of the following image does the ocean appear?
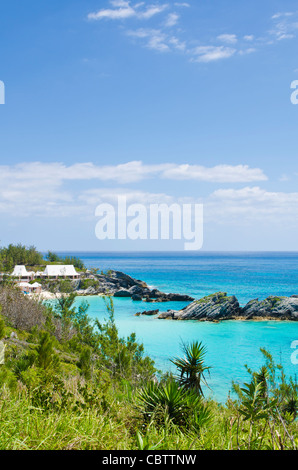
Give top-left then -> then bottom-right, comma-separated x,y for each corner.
57,251 -> 298,402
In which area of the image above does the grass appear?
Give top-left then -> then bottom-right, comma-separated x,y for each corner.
0,387 -> 134,450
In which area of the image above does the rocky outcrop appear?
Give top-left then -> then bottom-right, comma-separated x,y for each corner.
157,292 -> 240,321
113,289 -> 132,297
77,270 -> 194,303
132,294 -> 143,301
135,309 -> 159,316
156,293 -> 298,322
241,295 -> 298,320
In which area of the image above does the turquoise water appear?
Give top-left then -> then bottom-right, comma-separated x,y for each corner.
57,251 -> 298,402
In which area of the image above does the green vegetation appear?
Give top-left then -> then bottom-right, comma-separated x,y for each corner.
0,244 -> 44,272
45,251 -> 85,270
79,278 -> 100,290
0,244 -> 86,273
0,284 -> 297,450
196,292 -> 233,305
171,341 -> 211,395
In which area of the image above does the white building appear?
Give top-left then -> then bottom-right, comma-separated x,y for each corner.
11,265 -> 34,281
42,265 -> 80,279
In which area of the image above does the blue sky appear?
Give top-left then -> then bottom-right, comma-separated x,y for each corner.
0,0 -> 298,251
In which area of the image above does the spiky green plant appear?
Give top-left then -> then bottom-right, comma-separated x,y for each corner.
135,379 -> 211,430
170,341 -> 211,396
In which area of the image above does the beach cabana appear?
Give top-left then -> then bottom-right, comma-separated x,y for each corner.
30,282 -> 42,294
17,281 -> 42,294
17,281 -> 31,293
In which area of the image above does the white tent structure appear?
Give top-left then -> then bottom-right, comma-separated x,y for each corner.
42,265 -> 80,279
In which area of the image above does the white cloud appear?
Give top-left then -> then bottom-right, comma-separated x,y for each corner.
272,12 -> 294,20
238,47 -> 256,56
174,2 -> 190,7
140,5 -> 169,20
168,36 -> 186,51
127,28 -> 170,51
243,35 -> 254,41
165,12 -> 180,27
88,4 -> 135,20
0,161 -> 267,187
0,162 -> 268,217
217,34 -> 238,44
87,4 -> 298,65
270,11 -> 298,41
80,188 -> 174,206
162,164 -> 267,183
87,1 -> 168,21
206,186 -> 298,223
191,45 -> 236,62
2,163 -> 298,230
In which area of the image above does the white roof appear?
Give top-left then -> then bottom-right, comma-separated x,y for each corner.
11,265 -> 29,277
31,282 -> 42,287
18,282 -> 31,287
43,265 -> 78,276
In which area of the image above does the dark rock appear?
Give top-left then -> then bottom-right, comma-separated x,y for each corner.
157,310 -> 177,319
108,270 -> 147,289
158,292 -> 241,321
136,309 -> 159,316
149,289 -> 164,298
241,296 -> 298,320
129,285 -> 144,295
164,293 -> 194,302
113,289 -> 132,298
132,294 -> 143,301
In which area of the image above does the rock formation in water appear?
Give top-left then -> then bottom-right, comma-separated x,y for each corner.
156,293 -> 298,321
157,292 -> 241,321
76,270 -> 194,302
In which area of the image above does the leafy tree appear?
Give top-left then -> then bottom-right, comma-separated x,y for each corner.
0,244 -> 44,271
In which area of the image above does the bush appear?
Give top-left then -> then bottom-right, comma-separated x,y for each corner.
135,379 -> 212,430
0,286 -> 47,331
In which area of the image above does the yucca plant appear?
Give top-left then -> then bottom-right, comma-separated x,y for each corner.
170,341 -> 211,396
135,379 -> 211,430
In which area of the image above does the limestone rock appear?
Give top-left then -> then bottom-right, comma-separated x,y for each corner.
242,296 -> 298,320
157,292 -> 241,321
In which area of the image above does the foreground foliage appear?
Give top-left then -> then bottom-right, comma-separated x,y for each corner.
0,286 -> 297,450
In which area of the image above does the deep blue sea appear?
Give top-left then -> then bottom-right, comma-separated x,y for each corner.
57,251 -> 298,402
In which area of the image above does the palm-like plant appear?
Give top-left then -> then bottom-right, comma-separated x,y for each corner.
135,379 -> 211,429
170,341 -> 211,396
